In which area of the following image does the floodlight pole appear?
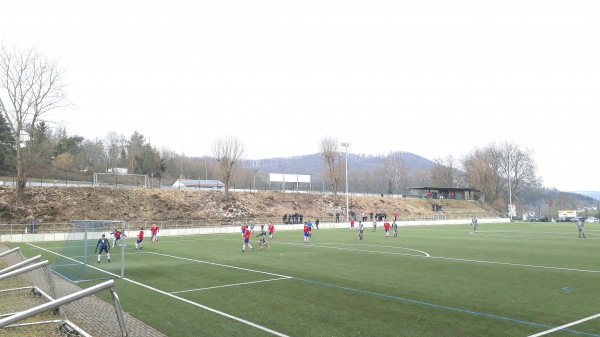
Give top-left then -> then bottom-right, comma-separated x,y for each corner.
508,152 -> 513,221
341,142 -> 350,222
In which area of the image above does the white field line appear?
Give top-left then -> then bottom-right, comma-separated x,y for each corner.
27,243 -> 290,337
145,251 -> 292,278
528,313 -> 600,337
121,277 -> 290,337
274,241 -> 431,257
428,256 -> 600,273
156,236 -> 600,274
171,277 -> 291,294
27,243 -> 121,278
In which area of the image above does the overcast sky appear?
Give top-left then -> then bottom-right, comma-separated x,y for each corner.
2,0 -> 599,192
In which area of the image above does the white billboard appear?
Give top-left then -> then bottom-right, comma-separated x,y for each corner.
269,173 -> 310,183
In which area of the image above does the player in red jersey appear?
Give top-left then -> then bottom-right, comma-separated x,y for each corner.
241,226 -> 254,252
383,221 -> 391,237
350,218 -> 355,231
268,222 -> 275,239
241,225 -> 246,237
111,228 -> 127,248
135,227 -> 144,250
303,223 -> 310,244
150,224 -> 159,243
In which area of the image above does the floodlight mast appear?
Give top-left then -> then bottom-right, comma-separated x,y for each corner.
341,142 -> 350,222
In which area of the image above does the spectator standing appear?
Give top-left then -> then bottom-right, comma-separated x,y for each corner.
315,218 -> 320,230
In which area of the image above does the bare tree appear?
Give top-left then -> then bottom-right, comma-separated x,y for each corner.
319,137 -> 343,196
463,141 -> 541,211
0,44 -> 68,199
211,136 -> 245,199
430,155 -> 456,187
104,131 -> 126,172
381,151 -> 408,194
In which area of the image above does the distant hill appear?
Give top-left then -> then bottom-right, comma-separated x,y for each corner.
242,151 -> 435,177
572,191 -> 600,201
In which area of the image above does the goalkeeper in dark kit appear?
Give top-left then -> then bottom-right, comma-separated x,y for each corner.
95,234 -> 111,263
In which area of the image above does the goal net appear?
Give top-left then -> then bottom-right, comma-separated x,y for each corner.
93,172 -> 149,188
52,220 -> 125,283
0,246 -> 129,336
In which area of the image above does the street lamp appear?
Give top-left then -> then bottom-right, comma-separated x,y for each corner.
341,142 -> 350,222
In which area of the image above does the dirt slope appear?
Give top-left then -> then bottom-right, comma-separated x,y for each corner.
0,186 -> 493,224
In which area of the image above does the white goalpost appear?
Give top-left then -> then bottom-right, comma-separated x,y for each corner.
93,173 -> 149,188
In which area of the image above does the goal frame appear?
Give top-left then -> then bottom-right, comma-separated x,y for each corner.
93,173 -> 149,188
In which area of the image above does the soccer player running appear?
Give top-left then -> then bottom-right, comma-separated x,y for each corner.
577,218 -> 586,238
358,221 -> 364,240
95,234 -> 111,263
268,222 -> 275,239
471,217 -> 478,234
135,227 -> 144,250
303,222 -> 311,244
372,220 -> 377,232
242,226 -> 254,252
255,225 -> 271,250
383,221 -> 391,237
112,228 -> 127,247
392,221 -> 398,237
151,223 -> 159,243
350,218 -> 355,231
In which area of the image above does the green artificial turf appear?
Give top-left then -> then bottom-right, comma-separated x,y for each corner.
8,221 -> 600,337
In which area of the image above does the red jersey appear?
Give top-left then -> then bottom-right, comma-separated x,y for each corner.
243,230 -> 251,240
138,230 -> 144,240
114,229 -> 122,238
151,225 -> 159,234
268,224 -> 274,232
350,219 -> 355,225
384,222 -> 391,230
304,225 -> 310,233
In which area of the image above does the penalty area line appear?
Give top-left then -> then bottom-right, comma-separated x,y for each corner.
122,276 -> 290,337
528,313 -> 600,337
171,277 -> 291,294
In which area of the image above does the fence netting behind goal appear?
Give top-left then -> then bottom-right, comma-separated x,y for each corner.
0,246 -> 131,337
52,220 -> 125,283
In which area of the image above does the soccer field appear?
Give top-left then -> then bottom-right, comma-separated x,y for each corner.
11,221 -> 600,337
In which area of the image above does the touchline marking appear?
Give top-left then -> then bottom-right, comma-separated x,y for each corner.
294,278 -> 600,337
528,313 -> 600,337
171,277 -> 291,294
27,243 -> 290,336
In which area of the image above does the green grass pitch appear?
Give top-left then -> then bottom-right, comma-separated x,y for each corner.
9,221 -> 600,336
